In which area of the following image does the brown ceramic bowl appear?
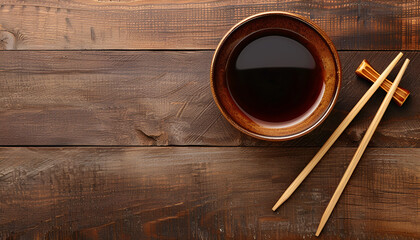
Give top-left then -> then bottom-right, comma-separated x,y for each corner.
210,11 -> 341,141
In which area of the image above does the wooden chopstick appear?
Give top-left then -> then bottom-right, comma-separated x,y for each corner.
315,58 -> 410,236
272,52 -> 404,211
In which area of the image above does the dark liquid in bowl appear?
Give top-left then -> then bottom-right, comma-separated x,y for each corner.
227,30 -> 324,123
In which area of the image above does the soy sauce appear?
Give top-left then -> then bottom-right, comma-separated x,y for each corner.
226,30 -> 324,123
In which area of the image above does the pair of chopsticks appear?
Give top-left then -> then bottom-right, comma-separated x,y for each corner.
272,52 -> 410,236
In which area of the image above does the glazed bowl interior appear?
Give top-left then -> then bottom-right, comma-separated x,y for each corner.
210,11 -> 341,141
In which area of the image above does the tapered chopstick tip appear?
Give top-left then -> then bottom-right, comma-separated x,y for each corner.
272,193 -> 290,211
272,200 -> 283,211
315,228 -> 321,237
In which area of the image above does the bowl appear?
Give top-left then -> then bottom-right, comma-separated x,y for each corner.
210,11 -> 341,141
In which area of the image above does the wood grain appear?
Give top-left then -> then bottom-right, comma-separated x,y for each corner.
0,0 -> 419,50
0,51 -> 418,147
0,147 -> 418,239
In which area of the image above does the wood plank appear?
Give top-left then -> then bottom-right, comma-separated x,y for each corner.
1,51 -> 419,147
0,147 -> 418,239
0,0 -> 419,50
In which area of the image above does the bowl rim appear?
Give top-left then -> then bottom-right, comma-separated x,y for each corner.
210,11 -> 342,141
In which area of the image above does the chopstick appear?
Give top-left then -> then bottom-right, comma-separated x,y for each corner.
272,52 -> 403,211
315,58 -> 410,236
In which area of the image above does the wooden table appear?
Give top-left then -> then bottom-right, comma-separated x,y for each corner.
0,1 -> 419,239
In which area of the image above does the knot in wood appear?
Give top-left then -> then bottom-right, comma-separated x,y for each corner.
0,30 -> 16,50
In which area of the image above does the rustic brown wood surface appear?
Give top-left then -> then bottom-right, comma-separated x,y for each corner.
1,0 -> 420,239
0,0 -> 420,50
0,51 -> 419,147
0,147 -> 419,239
